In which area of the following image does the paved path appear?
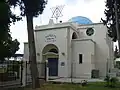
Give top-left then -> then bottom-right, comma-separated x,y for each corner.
49,78 -> 104,83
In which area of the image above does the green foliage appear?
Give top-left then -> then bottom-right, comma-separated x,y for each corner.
104,76 -> 119,88
114,45 -> 120,58
101,0 -> 120,42
115,61 -> 120,69
110,77 -> 118,87
7,0 -> 47,88
104,76 -> 110,86
0,39 -> 20,60
10,82 -> 120,90
81,80 -> 88,86
7,0 -> 47,17
0,0 -> 20,61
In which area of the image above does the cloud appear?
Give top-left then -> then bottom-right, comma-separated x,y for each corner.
84,0 -> 95,3
65,0 -> 78,5
10,19 -> 28,53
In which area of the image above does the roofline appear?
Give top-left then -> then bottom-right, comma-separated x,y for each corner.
34,22 -> 104,32
78,22 -> 103,26
77,23 -> 105,30
34,22 -> 78,32
24,42 -> 28,44
72,39 -> 96,44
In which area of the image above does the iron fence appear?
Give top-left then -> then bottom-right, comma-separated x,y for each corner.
25,61 -> 46,85
0,60 -> 23,88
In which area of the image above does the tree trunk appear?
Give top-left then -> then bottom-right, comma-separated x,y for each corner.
26,15 -> 40,89
114,0 -> 120,54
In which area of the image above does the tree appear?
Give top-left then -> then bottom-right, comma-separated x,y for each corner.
102,0 -> 120,51
114,45 -> 120,58
7,0 -> 47,88
0,0 -> 20,62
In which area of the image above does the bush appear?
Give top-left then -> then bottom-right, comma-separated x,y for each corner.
104,76 -> 110,87
104,76 -> 118,88
110,77 -> 118,87
81,80 -> 87,86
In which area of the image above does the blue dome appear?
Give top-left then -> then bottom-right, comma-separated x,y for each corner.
69,16 -> 93,25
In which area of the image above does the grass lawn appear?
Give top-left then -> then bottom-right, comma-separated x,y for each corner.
9,82 -> 120,90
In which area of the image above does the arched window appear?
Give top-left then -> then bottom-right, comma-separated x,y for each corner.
72,32 -> 78,39
49,48 -> 58,53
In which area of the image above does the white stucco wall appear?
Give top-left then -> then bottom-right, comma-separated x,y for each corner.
23,22 -> 113,79
67,27 -> 79,77
23,43 -> 29,61
72,39 -> 95,79
35,26 -> 69,77
77,23 -> 112,77
23,22 -> 79,78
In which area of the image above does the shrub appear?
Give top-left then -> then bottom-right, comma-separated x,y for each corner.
104,76 -> 118,88
104,76 -> 110,87
81,80 -> 87,86
110,77 -> 118,88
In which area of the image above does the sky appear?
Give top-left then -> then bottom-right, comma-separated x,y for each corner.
10,0 -> 113,54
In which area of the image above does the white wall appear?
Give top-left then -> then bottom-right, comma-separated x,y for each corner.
23,22 -> 79,78
67,27 -> 79,77
35,27 -> 69,77
72,39 -> 95,79
78,23 -> 112,77
23,43 -> 29,61
23,22 -> 113,79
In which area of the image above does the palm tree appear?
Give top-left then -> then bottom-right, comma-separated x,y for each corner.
8,0 -> 47,88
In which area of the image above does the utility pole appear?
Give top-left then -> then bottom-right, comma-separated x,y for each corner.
114,0 -> 120,54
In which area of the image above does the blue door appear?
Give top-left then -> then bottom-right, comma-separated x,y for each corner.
48,58 -> 58,76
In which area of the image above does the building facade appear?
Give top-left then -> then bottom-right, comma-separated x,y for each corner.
24,16 -> 114,79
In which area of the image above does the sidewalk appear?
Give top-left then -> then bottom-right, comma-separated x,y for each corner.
49,78 -> 104,83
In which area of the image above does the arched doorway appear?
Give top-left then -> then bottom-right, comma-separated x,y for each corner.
42,44 -> 59,76
72,32 -> 78,39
